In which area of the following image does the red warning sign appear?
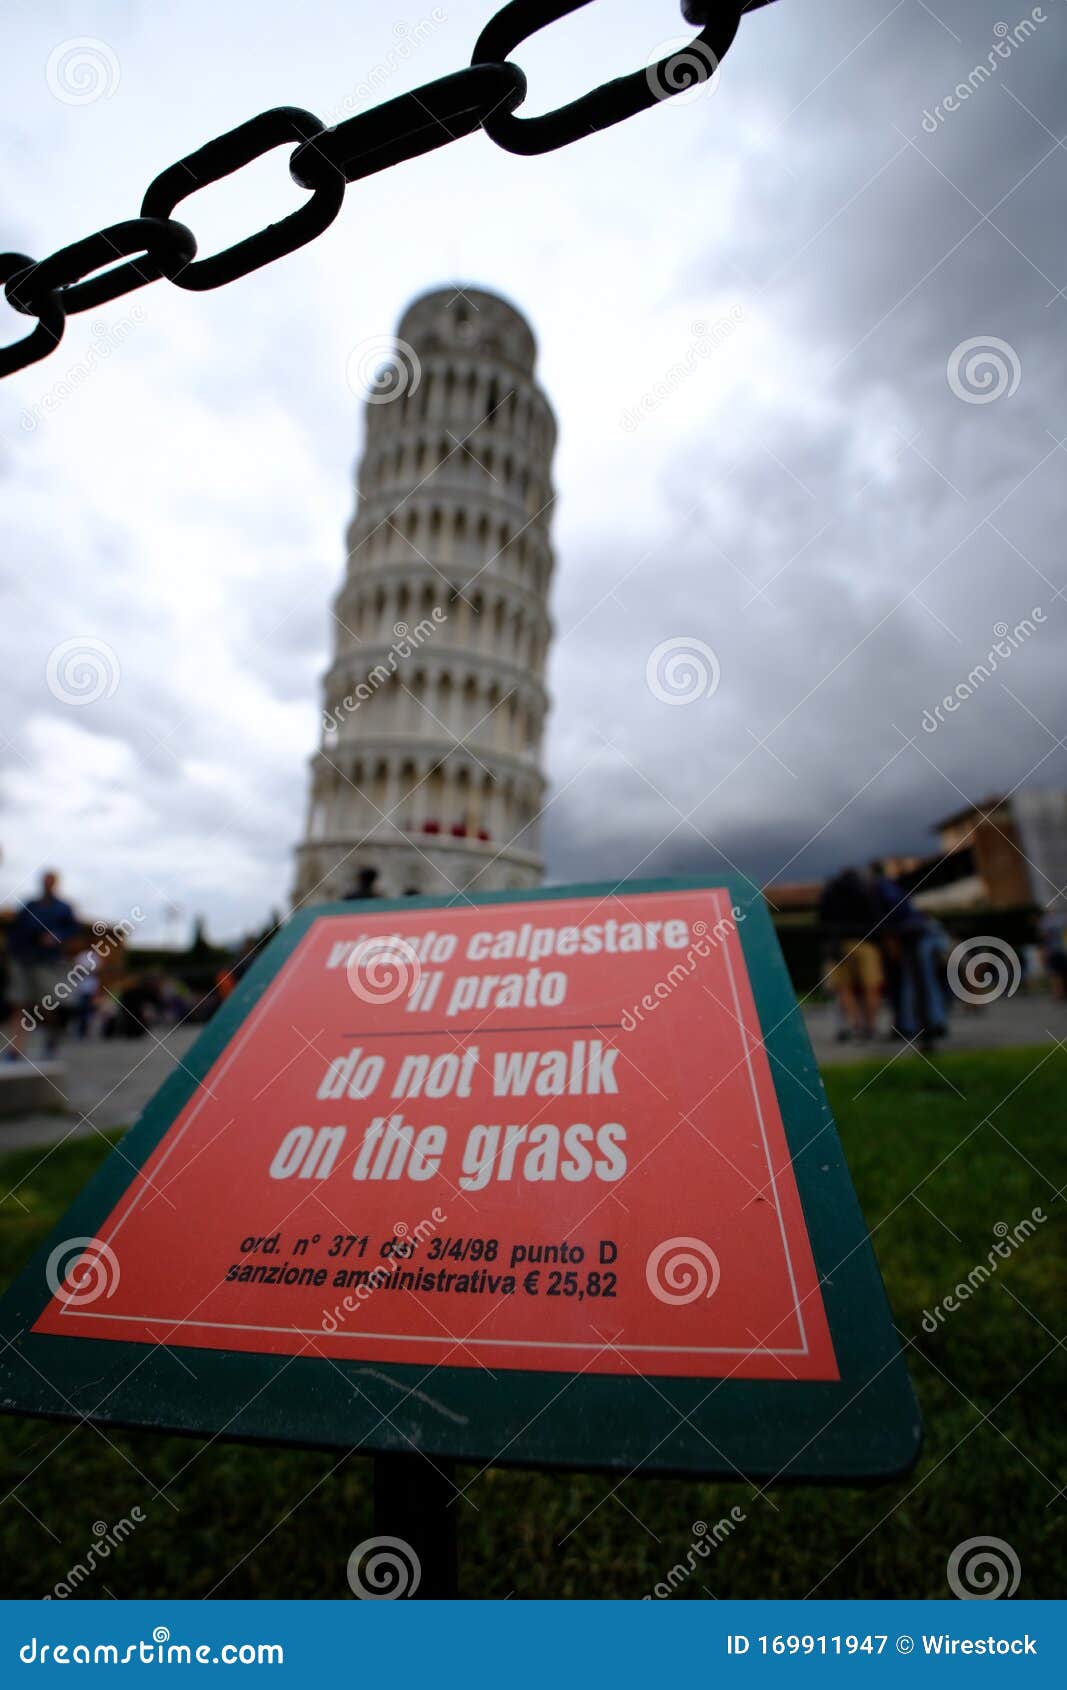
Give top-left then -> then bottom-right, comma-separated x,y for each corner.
34,890 -> 837,1381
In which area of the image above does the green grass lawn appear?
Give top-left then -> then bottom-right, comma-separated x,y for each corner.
0,1046 -> 1063,1600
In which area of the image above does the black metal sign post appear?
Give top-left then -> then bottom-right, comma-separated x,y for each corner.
0,879 -> 921,1608
372,1454 -> 459,1600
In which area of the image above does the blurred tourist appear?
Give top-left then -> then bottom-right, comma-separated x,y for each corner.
1039,907 -> 1067,1000
0,946 -> 11,1053
345,867 -> 381,900
869,863 -> 946,1053
117,972 -> 166,1038
68,944 -> 100,1039
818,868 -> 883,1041
160,976 -> 194,1025
5,870 -> 79,1060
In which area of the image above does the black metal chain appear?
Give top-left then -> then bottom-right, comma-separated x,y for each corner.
1,0 -> 779,380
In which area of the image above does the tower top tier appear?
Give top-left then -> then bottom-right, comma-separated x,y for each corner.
397,286 -> 537,378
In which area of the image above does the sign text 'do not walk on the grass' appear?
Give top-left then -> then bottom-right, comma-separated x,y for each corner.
0,879 -> 920,1481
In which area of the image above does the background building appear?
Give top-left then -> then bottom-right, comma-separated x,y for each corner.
930,790 -> 1067,911
293,287 -> 557,905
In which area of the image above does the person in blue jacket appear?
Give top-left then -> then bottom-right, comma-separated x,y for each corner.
868,861 -> 946,1052
5,869 -> 79,1059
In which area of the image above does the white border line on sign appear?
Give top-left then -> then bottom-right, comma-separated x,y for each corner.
720,906 -> 809,1355
62,891 -> 813,1360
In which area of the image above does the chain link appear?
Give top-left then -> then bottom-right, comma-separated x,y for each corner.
141,108 -> 344,292
0,255 -> 63,379
471,1 -> 742,155
1,1 -> 778,379
6,218 -> 197,318
290,64 -> 528,189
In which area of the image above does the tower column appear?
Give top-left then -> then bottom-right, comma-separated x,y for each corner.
294,286 -> 557,905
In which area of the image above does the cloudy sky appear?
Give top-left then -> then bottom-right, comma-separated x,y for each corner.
1,0 -> 1064,942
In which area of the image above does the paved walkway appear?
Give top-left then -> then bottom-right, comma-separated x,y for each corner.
1,996 -> 1063,1154
804,991 -> 1066,1067
0,1028 -> 200,1153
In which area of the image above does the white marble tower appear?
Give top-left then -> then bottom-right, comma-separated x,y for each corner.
293,286 -> 557,904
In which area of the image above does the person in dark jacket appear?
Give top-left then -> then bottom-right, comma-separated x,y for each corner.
868,862 -> 946,1051
818,867 -> 884,1040
5,870 -> 79,1059
345,867 -> 382,900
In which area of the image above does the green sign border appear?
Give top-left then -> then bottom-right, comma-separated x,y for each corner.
0,878 -> 921,1481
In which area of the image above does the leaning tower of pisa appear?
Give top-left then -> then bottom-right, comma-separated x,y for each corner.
292,286 -> 557,905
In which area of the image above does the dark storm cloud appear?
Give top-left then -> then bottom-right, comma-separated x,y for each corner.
1,0 -> 1063,934
542,0 -> 1066,891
